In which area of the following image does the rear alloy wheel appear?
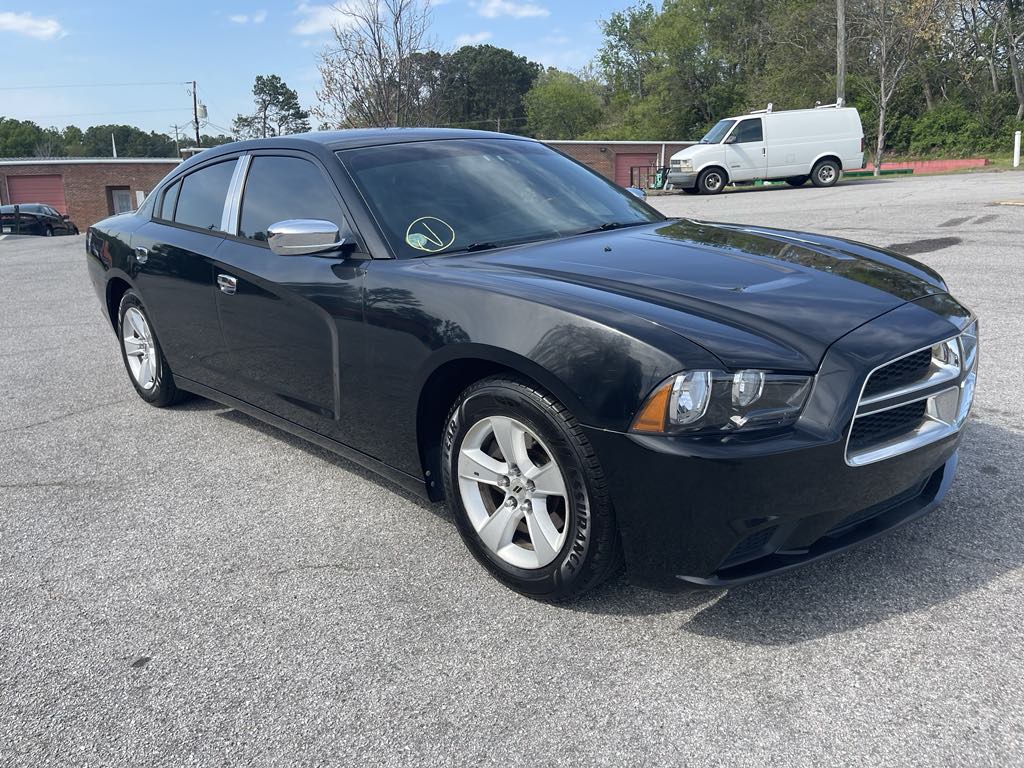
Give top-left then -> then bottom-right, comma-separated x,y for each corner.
117,291 -> 186,407
443,376 -> 622,600
697,168 -> 726,195
786,175 -> 809,187
811,160 -> 841,187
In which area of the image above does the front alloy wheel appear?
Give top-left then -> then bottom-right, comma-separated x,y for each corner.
457,415 -> 570,569
443,376 -> 622,600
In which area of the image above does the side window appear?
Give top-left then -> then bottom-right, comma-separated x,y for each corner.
174,160 -> 236,231
158,180 -> 181,221
733,118 -> 763,143
238,156 -> 347,242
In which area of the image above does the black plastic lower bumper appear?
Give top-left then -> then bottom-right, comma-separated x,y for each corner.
583,424 -> 961,589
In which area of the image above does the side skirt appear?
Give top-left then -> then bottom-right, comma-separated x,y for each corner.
175,376 -> 432,501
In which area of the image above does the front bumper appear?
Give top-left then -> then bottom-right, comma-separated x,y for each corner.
586,295 -> 973,588
666,171 -> 698,189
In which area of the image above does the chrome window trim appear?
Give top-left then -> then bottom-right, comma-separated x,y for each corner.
844,321 -> 978,467
220,154 -> 251,236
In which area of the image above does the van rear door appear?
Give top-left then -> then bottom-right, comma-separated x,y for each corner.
724,117 -> 767,181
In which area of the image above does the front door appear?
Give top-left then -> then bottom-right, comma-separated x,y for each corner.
212,153 -> 365,439
724,117 -> 767,181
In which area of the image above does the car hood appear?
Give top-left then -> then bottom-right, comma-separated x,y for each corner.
472,219 -> 946,371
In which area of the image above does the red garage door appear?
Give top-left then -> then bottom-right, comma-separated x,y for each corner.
614,153 -> 657,187
7,174 -> 67,214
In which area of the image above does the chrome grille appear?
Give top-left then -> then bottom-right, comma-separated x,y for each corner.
845,321 -> 978,466
863,348 -> 932,398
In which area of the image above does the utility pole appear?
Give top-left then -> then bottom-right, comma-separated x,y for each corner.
836,0 -> 846,103
170,124 -> 181,155
192,80 -> 201,147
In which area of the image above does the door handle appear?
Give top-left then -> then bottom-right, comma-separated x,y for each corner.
217,274 -> 237,295
134,246 -> 148,264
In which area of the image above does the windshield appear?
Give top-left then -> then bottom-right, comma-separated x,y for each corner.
700,119 -> 736,144
338,139 -> 663,258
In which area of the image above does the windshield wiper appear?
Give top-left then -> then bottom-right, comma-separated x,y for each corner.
572,220 -> 652,236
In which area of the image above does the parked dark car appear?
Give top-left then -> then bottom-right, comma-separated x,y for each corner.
1,203 -> 78,236
85,129 -> 977,600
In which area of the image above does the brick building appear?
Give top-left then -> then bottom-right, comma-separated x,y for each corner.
546,140 -> 696,186
0,158 -> 180,230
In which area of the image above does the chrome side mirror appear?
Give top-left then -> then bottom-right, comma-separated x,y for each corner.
626,186 -> 647,201
267,219 -> 351,256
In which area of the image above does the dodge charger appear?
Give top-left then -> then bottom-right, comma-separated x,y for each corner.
86,129 -> 978,600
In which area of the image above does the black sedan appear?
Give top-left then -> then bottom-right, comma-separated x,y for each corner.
85,129 -> 977,600
1,203 -> 78,236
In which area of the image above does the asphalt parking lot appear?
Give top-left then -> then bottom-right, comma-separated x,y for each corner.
2,172 -> 1023,766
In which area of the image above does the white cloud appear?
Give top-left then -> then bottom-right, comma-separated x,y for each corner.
0,11 -> 65,40
476,0 -> 549,19
455,31 -> 492,46
292,2 -> 352,35
229,9 -> 267,24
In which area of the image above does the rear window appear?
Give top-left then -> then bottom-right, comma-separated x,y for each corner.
174,160 -> 236,231
159,180 -> 181,221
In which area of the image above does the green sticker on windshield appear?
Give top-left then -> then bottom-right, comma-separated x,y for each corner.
405,217 -> 455,253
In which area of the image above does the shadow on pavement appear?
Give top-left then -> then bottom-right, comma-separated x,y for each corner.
197,399 -> 1021,643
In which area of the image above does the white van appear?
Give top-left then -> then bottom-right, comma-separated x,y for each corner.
667,103 -> 864,194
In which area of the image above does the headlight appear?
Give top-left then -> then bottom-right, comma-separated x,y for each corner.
670,159 -> 693,171
631,370 -> 813,435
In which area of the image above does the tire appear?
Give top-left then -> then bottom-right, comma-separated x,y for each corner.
811,160 -> 841,188
442,376 -> 622,601
786,176 -> 809,187
682,186 -> 700,195
697,167 -> 726,195
117,290 -> 187,407
44,227 -> 53,237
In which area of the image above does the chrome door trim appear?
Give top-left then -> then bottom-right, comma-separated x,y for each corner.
220,155 -> 252,235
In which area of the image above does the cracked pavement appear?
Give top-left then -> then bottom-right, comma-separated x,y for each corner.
1,172 -> 1023,766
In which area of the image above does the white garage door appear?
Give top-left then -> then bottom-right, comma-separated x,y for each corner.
7,174 -> 67,215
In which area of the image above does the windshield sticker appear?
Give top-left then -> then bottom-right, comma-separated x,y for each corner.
405,217 -> 456,253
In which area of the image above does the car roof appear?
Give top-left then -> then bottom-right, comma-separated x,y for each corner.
178,128 -> 535,171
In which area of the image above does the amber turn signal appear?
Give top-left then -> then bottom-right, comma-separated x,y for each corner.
630,379 -> 672,433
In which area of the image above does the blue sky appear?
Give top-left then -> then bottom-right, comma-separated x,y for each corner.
0,1 -> 629,135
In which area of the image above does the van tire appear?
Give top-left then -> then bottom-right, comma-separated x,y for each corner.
811,160 -> 841,188
697,168 -> 726,195
786,176 -> 809,187
682,187 -> 700,195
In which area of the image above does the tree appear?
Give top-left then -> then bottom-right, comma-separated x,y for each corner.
80,125 -> 176,157
598,2 -> 657,99
444,45 -> 541,131
525,69 -> 604,139
0,118 -> 46,157
850,0 -> 948,174
313,0 -> 433,128
233,74 -> 311,138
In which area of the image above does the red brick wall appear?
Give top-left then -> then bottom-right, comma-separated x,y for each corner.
546,142 -> 696,184
0,161 -> 179,230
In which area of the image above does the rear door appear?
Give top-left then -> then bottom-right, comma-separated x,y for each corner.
130,157 -> 239,391
724,117 -> 767,181
211,151 -> 366,439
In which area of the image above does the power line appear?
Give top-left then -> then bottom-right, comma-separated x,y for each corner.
15,107 -> 194,120
0,80 -> 189,92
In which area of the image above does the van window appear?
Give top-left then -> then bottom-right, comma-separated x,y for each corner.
701,119 -> 735,144
733,119 -> 763,143
174,160 -> 236,231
